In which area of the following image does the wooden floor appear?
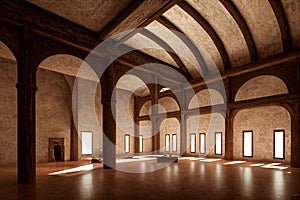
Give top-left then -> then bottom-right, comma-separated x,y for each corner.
0,159 -> 300,200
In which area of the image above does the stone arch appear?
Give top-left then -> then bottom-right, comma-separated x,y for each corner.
0,41 -> 18,166
235,75 -> 288,101
115,74 -> 150,155
188,88 -> 224,109
233,105 -> 291,162
36,54 -> 102,162
158,96 -> 180,113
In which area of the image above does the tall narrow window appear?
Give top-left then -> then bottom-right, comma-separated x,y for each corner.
200,133 -> 206,154
190,133 -> 196,153
139,135 -> 143,153
125,134 -> 130,153
172,134 -> 177,152
243,131 -> 253,157
165,134 -> 170,152
82,131 -> 93,155
274,130 -> 285,159
215,132 -> 222,155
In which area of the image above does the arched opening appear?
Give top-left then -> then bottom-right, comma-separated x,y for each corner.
186,113 -> 225,157
159,118 -> 180,154
158,97 -> 180,113
36,54 -> 102,162
233,106 -> 291,163
0,41 -> 17,166
188,88 -> 224,109
235,75 -> 288,101
115,74 -> 149,156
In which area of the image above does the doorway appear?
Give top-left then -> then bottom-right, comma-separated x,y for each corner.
48,138 -> 64,162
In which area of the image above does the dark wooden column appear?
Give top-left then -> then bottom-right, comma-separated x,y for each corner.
291,101 -> 300,167
101,64 -> 117,169
134,96 -> 140,154
180,87 -> 187,155
17,26 -> 37,184
180,114 -> 187,155
224,78 -> 234,160
70,79 -> 78,161
150,81 -> 159,153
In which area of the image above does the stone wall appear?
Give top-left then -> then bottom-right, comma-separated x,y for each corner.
139,120 -> 152,153
235,75 -> 288,101
159,118 -> 180,154
0,58 -> 17,166
77,78 -> 102,159
233,106 -> 291,162
116,89 -> 134,156
36,68 -> 72,163
186,113 -> 225,157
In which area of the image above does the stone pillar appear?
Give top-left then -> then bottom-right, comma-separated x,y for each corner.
291,101 -> 300,167
17,26 -> 37,183
134,118 -> 139,154
101,64 -> 116,169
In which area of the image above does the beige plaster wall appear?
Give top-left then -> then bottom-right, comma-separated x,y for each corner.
235,75 -> 288,101
189,89 -> 224,109
77,79 -> 102,159
186,113 -> 225,157
233,106 -> 291,163
139,120 -> 152,153
36,68 -> 72,163
158,97 -> 179,113
0,58 -> 17,166
159,118 -> 180,154
116,89 -> 135,156
139,100 -> 151,116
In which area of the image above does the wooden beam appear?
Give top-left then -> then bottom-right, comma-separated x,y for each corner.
268,0 -> 293,51
190,48 -> 300,88
139,29 -> 190,79
115,0 -> 181,46
178,1 -> 231,71
157,16 -> 210,78
98,0 -> 147,40
98,0 -> 169,40
220,0 -> 258,61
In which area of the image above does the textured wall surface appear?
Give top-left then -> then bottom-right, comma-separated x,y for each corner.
116,89 -> 134,156
77,79 -> 102,159
0,58 -> 17,166
139,120 -> 152,153
140,100 -> 151,116
158,97 -> 180,113
187,113 -> 225,157
235,75 -> 288,101
233,106 -> 291,162
159,118 -> 180,154
36,68 -> 71,163
188,89 -> 224,109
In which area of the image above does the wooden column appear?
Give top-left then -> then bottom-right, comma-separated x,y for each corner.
224,78 -> 234,160
17,26 -> 37,184
151,80 -> 159,153
180,114 -> 187,155
70,80 -> 78,161
101,64 -> 116,169
291,101 -> 300,167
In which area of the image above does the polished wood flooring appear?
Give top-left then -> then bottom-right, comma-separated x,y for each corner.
0,158 -> 300,200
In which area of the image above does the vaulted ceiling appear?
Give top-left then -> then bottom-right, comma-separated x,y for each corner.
1,0 -> 300,96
